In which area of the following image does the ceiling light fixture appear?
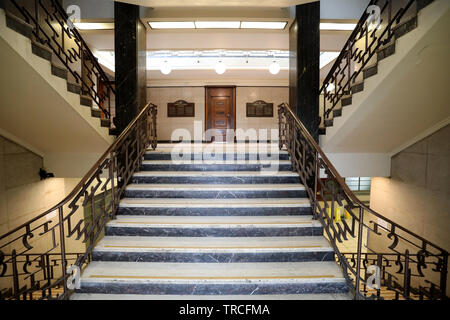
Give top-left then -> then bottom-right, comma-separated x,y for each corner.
241,21 -> 287,29
326,83 -> 335,92
147,21 -> 289,30
215,61 -> 226,74
320,23 -> 357,31
195,21 -> 240,29
149,21 -> 195,29
160,60 -> 172,75
269,61 -> 280,75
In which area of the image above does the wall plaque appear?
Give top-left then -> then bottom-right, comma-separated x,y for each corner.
246,100 -> 274,117
167,100 -> 195,117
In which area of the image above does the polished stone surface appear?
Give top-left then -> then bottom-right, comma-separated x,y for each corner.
74,142 -> 348,298
118,198 -> 312,216
77,261 -> 348,295
114,2 -> 146,134
70,293 -> 352,300
105,215 -> 323,237
124,183 -> 307,199
140,160 -> 293,172
132,171 -> 300,184
92,236 -> 334,263
289,1 -> 320,141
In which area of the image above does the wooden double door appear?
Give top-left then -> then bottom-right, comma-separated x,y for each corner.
205,86 -> 236,142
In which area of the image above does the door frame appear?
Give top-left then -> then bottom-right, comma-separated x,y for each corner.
204,86 -> 236,139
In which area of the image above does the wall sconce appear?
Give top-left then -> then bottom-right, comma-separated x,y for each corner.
39,168 -> 55,180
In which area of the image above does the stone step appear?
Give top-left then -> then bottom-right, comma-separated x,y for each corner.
140,160 -> 292,171
76,261 -> 348,295
132,171 -> 300,184
92,236 -> 334,263
145,151 -> 290,161
105,215 -> 322,237
70,293 -> 352,300
149,143 -> 283,152
118,198 -> 312,216
124,183 -> 307,199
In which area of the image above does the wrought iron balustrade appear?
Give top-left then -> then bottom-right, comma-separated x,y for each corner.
320,0 -> 432,124
3,0 -> 115,120
0,103 -> 157,300
278,102 -> 448,300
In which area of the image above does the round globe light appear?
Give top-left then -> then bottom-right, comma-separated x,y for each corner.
215,61 -> 226,74
269,61 -> 280,75
326,83 -> 335,92
160,61 -> 172,75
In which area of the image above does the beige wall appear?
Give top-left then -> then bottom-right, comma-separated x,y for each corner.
236,87 -> 287,141
369,125 -> 450,294
0,135 -> 65,235
148,86 -> 288,141
148,87 -> 205,141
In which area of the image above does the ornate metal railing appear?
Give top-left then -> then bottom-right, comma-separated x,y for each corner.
278,102 -> 448,300
3,0 -> 115,119
0,103 -> 157,300
320,0 -> 431,123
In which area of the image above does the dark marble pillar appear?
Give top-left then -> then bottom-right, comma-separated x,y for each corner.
289,1 -> 320,142
114,2 -> 147,134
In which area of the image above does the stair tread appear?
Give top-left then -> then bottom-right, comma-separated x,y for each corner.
142,160 -> 292,164
80,261 -> 346,282
70,293 -> 352,300
134,171 -> 299,177
119,198 -> 311,207
126,184 -> 306,191
94,236 -> 333,252
107,215 -> 319,228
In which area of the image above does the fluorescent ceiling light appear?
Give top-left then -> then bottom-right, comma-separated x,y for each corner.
195,21 -> 240,29
320,23 -> 357,31
241,21 -> 287,29
73,22 -> 114,30
149,21 -> 195,29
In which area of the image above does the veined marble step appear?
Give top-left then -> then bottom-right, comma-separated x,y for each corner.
132,171 -> 300,184
70,293 -> 352,300
140,160 -> 292,171
92,236 -> 334,263
124,183 -> 307,199
105,215 -> 322,237
144,151 -> 289,161
118,198 -> 312,216
148,143 -> 283,152
76,261 -> 348,295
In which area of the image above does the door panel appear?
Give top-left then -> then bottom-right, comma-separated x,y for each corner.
206,87 -> 235,141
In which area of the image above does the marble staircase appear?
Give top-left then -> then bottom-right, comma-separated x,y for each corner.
71,143 -> 351,300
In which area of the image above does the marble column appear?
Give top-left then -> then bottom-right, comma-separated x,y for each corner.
289,1 -> 320,142
114,2 -> 147,134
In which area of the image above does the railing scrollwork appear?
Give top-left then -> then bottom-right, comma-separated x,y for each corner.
278,102 -> 448,300
0,104 -> 157,300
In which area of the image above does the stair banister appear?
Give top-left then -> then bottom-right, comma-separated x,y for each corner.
3,0 -> 116,120
0,103 -> 157,300
319,0 -> 428,125
278,102 -> 448,300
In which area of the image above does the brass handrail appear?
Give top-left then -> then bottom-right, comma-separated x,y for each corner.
278,102 -> 448,300
0,103 -> 157,300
